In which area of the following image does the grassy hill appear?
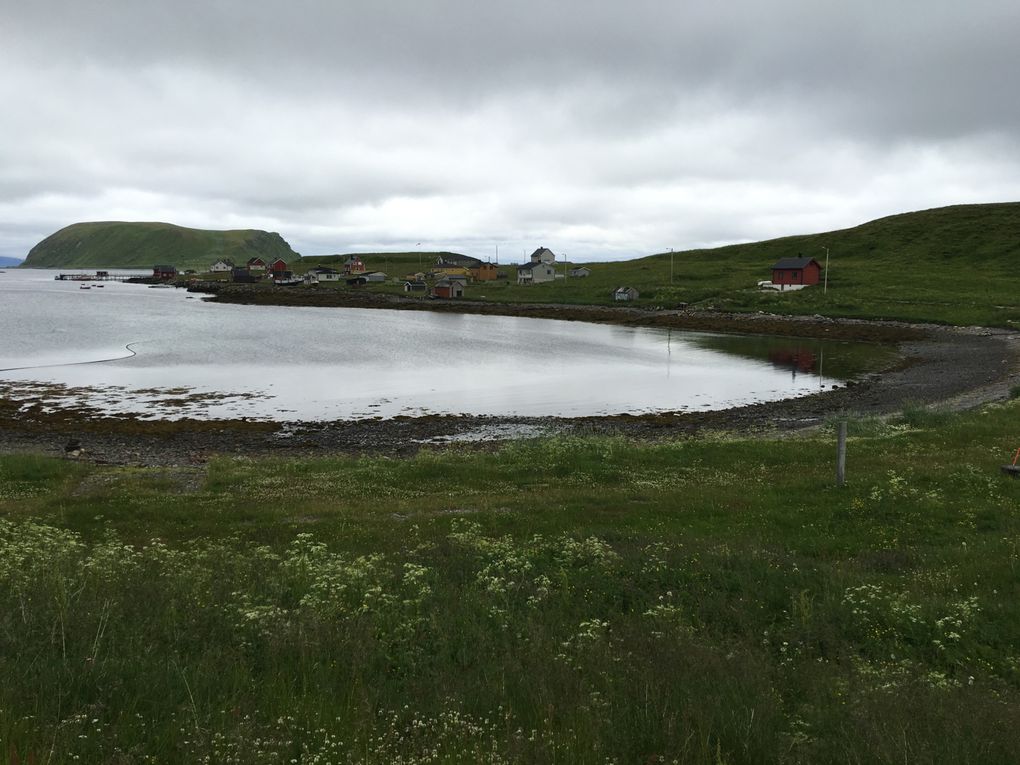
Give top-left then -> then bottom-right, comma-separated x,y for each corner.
385,202 -> 1018,327
21,222 -> 300,270
298,251 -> 465,274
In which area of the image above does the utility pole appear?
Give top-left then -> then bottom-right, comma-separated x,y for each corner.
822,246 -> 830,294
670,248 -> 674,283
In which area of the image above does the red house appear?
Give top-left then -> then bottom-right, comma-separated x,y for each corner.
771,257 -> 822,288
152,264 -> 177,280
269,258 -> 288,276
247,257 -> 267,272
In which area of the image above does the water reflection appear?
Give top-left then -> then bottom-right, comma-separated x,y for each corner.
0,270 -> 896,421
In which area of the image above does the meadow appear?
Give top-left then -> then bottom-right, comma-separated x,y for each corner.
3,399 -> 1020,763
297,202 -> 1020,328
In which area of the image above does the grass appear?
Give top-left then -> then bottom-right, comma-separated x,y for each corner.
2,401 -> 1020,762
197,202 -> 1020,328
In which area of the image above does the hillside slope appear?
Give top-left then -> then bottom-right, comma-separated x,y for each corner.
465,202 -> 1020,326
22,222 -> 299,270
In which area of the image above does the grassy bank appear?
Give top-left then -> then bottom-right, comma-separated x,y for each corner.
2,400 -> 1020,762
282,203 -> 1020,328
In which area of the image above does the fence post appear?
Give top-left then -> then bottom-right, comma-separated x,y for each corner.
836,421 -> 847,487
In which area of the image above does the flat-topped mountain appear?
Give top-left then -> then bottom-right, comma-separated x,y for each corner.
22,222 -> 299,270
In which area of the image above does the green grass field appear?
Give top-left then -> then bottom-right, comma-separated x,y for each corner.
221,202 -> 1020,328
3,400 -> 1020,762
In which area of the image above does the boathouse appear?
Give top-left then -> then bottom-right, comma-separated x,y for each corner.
771,257 -> 822,288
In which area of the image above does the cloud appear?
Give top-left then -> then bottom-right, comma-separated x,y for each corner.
2,1 -> 1019,260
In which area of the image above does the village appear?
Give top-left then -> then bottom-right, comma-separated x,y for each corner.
144,247 -> 827,303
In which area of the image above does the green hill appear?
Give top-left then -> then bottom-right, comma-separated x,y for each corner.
21,222 -> 300,270
450,202 -> 1020,327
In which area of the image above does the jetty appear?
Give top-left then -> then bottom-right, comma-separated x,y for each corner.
54,271 -> 142,282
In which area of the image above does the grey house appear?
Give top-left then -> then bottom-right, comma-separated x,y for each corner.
529,247 -> 556,264
613,286 -> 639,301
517,261 -> 556,285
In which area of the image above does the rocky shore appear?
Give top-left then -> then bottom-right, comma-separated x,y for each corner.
1,290 -> 1018,466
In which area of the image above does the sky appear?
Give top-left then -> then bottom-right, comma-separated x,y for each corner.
3,0 -> 1019,263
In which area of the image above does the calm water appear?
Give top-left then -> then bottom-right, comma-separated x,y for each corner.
0,269 -> 891,421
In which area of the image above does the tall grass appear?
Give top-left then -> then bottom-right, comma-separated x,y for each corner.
2,402 -> 1020,761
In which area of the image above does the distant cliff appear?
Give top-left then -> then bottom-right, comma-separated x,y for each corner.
22,222 -> 300,270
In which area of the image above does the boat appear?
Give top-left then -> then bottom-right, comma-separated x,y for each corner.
79,285 -> 91,290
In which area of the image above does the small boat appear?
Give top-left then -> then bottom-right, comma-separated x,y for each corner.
79,285 -> 91,290
95,284 -> 105,288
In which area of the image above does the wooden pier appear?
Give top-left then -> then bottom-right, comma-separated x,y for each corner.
54,272 -> 142,282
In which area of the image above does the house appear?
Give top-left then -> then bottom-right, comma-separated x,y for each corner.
404,280 -> 428,293
517,261 -> 556,285
433,264 -> 472,279
269,258 -> 288,276
209,259 -> 234,273
361,271 -> 387,282
152,265 -> 177,280
246,257 -> 267,272
614,286 -> 639,301
432,278 -> 464,299
436,254 -> 482,268
231,267 -> 259,283
568,267 -> 591,278
530,247 -> 556,264
469,262 -> 499,281
305,266 -> 342,283
769,257 -> 822,290
342,256 -> 366,275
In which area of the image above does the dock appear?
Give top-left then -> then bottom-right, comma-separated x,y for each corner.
54,272 -> 142,282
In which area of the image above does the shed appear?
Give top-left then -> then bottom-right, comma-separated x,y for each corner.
152,265 -> 177,280
404,280 -> 428,292
269,258 -> 288,275
246,257 -> 267,272
613,286 -> 639,301
568,267 -> 591,278
771,257 -> 822,288
432,279 -> 464,299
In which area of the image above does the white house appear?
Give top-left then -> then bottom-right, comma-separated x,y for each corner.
209,259 -> 234,273
517,261 -> 556,285
530,247 -> 556,264
614,286 -> 639,301
304,266 -> 342,284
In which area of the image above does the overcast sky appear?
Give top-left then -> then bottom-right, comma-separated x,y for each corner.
3,1 -> 1019,262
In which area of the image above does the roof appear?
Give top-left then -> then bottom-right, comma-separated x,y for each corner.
614,286 -> 637,293
531,247 -> 555,258
518,262 -> 553,270
212,258 -> 234,265
247,257 -> 266,264
437,254 -> 481,266
772,257 -> 820,270
312,266 -> 339,274
153,264 -> 176,270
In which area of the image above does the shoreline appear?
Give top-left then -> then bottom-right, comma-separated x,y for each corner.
2,290 -> 1019,465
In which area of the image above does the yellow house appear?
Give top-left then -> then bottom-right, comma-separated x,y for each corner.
433,264 -> 471,279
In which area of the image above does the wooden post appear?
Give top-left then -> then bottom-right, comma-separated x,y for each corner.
836,421 -> 847,487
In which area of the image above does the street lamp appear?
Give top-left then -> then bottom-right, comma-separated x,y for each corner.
822,246 -> 829,294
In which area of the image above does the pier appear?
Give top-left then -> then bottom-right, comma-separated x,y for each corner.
54,271 -> 144,282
